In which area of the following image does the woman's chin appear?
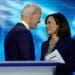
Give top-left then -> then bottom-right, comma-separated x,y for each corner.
48,33 -> 51,35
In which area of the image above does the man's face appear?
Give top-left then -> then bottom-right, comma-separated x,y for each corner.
31,10 -> 41,29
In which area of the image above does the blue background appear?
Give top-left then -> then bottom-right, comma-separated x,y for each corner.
0,0 -> 75,74
0,0 -> 75,71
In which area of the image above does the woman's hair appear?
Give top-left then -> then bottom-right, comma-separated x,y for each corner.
45,13 -> 71,37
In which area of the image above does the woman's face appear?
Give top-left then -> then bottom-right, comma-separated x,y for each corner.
46,16 -> 59,35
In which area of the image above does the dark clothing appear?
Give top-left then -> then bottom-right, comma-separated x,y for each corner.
41,37 -> 75,75
4,23 -> 35,60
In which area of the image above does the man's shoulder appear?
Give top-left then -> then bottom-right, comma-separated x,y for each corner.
6,23 -> 31,38
14,23 -> 26,30
11,23 -> 30,33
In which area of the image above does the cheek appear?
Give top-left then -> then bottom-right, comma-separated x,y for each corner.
52,26 -> 57,31
33,17 -> 37,22
53,27 -> 57,30
51,26 -> 59,34
47,26 -> 57,33
32,18 -> 36,24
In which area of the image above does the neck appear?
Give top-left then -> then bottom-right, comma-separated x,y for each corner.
22,17 -> 31,28
50,34 -> 59,45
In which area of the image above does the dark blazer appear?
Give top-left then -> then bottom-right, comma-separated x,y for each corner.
41,37 -> 75,75
4,23 -> 35,60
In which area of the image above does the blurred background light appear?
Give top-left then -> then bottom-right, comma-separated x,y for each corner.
0,0 -> 75,61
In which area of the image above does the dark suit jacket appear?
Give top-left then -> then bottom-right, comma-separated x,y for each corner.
41,37 -> 75,75
4,23 -> 35,60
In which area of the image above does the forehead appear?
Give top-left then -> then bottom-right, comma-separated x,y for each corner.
47,16 -> 54,21
36,9 -> 41,15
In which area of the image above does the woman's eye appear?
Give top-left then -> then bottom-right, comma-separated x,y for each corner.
47,21 -> 51,24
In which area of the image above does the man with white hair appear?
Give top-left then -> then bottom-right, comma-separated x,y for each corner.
4,4 -> 41,60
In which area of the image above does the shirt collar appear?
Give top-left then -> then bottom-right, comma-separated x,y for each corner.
19,20 -> 30,30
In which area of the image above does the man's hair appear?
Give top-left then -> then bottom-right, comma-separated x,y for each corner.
45,13 -> 71,37
21,4 -> 41,17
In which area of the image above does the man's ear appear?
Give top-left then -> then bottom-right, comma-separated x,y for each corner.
32,14 -> 36,18
29,13 -> 34,20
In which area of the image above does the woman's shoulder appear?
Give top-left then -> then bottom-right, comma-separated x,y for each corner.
42,40 -> 48,46
66,37 -> 75,43
42,36 -> 51,45
61,37 -> 75,45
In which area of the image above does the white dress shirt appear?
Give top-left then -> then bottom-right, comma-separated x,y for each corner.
19,20 -> 30,30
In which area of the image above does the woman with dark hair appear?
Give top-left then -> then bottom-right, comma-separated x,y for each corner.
41,13 -> 75,75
